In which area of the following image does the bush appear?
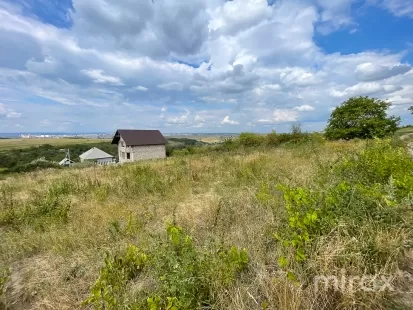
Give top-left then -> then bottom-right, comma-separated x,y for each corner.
83,244 -> 147,309
258,139 -> 412,290
84,225 -> 249,310
5,161 -> 61,174
266,131 -> 280,146
238,133 -> 265,147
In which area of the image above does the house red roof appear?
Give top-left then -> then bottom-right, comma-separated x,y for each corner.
111,130 -> 167,146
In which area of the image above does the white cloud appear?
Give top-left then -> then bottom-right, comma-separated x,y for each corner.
134,86 -> 148,91
294,105 -> 315,111
330,82 -> 402,97
254,84 -> 281,96
257,119 -> 274,123
158,82 -> 184,91
81,69 -> 124,85
0,103 -> 21,118
316,0 -> 356,34
166,109 -> 190,124
195,114 -> 205,123
355,62 -> 411,81
221,115 -> 239,125
273,109 -> 299,122
376,0 -> 413,18
0,0 -> 412,133
6,111 -> 21,118
280,68 -> 323,86
387,95 -> 413,105
0,103 -> 7,116
209,0 -> 272,36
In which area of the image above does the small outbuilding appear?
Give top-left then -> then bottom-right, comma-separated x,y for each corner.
111,129 -> 167,163
59,158 -> 74,167
79,147 -> 115,165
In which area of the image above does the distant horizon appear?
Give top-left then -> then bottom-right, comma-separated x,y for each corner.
0,131 -> 246,138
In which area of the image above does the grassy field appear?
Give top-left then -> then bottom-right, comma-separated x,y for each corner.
1,138 -> 413,309
170,135 -> 237,144
395,126 -> 413,135
0,138 -> 111,151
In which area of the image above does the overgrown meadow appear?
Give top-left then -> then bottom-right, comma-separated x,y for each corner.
1,134 -> 413,309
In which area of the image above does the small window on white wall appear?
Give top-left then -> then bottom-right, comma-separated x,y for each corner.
127,153 -> 130,159
121,141 -> 125,147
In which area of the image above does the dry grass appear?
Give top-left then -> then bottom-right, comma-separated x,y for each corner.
170,135 -> 233,144
0,138 -> 110,151
0,140 -> 411,309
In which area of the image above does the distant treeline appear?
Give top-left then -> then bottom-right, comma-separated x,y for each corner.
0,142 -> 117,174
0,138 -> 203,174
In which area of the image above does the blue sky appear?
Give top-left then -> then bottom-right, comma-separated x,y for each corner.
0,0 -> 412,133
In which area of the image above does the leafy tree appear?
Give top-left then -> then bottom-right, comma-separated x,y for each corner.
409,106 -> 413,115
325,96 -> 400,140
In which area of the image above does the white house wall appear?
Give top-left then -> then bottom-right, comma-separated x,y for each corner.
117,136 -> 166,163
97,158 -> 115,165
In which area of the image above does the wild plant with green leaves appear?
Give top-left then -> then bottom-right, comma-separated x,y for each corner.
83,224 -> 249,310
259,139 -> 413,303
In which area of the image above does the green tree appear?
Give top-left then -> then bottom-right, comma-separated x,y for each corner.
325,96 -> 400,140
409,106 -> 413,115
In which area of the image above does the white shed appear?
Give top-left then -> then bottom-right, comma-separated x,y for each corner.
79,147 -> 115,165
59,158 -> 74,166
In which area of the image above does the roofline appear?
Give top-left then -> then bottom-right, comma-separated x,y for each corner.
111,129 -> 167,145
126,143 -> 166,146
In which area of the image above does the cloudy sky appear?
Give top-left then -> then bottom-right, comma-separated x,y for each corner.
0,0 -> 413,133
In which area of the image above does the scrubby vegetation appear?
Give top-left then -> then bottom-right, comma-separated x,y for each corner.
1,134 -> 412,309
168,126 -> 324,157
0,142 -> 117,174
0,138 -> 203,174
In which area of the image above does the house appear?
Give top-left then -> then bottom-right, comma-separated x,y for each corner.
79,147 -> 115,165
59,158 -> 74,166
111,129 -> 167,163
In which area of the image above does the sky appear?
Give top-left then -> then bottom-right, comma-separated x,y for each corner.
0,0 -> 413,133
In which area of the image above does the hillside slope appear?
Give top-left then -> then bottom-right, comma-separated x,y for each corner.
1,140 -> 412,309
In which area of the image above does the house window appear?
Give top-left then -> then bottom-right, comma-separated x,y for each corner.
127,152 -> 131,160
122,152 -> 125,159
121,141 -> 125,147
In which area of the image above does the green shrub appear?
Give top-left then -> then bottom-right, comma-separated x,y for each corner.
266,131 -> 280,146
332,139 -> 413,198
83,244 -> 147,309
84,225 -> 249,310
5,161 -> 61,174
238,133 -> 265,147
149,225 -> 249,309
258,139 -> 412,282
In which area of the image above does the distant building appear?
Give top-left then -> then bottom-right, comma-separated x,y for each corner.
79,147 -> 115,165
111,129 -> 167,163
59,158 -> 74,167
